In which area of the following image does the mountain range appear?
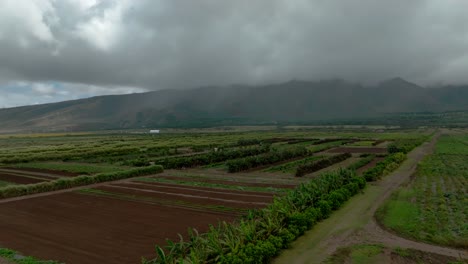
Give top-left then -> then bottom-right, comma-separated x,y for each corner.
1,78 -> 467,133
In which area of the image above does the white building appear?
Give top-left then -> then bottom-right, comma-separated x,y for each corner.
150,130 -> 160,134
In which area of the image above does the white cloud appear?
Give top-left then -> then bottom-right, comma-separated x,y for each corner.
74,0 -> 129,51
0,0 -> 57,44
32,83 -> 56,95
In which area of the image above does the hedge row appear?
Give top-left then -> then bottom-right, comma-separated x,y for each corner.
295,153 -> 352,177
347,155 -> 376,171
226,147 -> 309,173
387,137 -> 427,154
144,169 -> 366,264
155,146 -> 271,169
0,165 -> 163,199
363,153 -> 406,181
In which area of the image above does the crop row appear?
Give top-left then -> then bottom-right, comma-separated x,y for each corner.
0,166 -> 163,199
154,146 -> 271,170
226,147 -> 309,173
363,153 -> 406,181
295,153 -> 352,177
347,154 -> 376,171
144,169 -> 366,264
387,137 -> 428,154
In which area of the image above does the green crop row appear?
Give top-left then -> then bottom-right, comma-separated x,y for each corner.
387,137 -> 428,154
153,146 -> 271,169
363,153 -> 406,181
295,153 -> 352,177
0,165 -> 163,199
143,169 -> 366,264
226,147 -> 309,173
347,155 -> 376,171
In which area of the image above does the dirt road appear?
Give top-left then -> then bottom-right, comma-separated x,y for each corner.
273,132 -> 467,263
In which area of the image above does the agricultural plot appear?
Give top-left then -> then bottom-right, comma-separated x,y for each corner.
378,134 -> 468,248
0,167 -> 79,185
0,174 -> 288,264
0,129 -> 430,263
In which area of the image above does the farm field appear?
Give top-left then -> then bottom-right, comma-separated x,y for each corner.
0,128 -> 434,263
377,132 -> 468,248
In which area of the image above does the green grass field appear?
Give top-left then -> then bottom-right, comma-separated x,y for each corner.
378,134 -> 468,248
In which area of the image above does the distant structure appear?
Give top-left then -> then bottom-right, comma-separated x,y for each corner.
149,129 -> 160,134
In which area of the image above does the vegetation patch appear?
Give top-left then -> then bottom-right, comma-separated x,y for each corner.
12,162 -> 124,175
144,169 -> 366,264
362,152 -> 406,181
0,248 -> 59,264
295,153 -> 352,177
0,166 -> 163,199
347,155 -> 375,171
377,135 -> 468,248
263,155 -> 324,173
226,147 -> 309,173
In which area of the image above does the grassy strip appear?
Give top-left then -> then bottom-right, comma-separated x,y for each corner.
263,156 -> 324,173
0,180 -> 13,188
12,162 -> 124,175
78,188 -> 247,214
295,153 -> 352,177
347,155 -> 375,171
226,147 -> 309,173
0,166 -> 163,199
134,177 -> 286,193
143,169 -> 366,264
362,153 -> 406,181
325,244 -> 464,264
325,244 -> 384,264
0,248 -> 59,264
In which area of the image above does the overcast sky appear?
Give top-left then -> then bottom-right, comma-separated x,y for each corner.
1,0 -> 468,108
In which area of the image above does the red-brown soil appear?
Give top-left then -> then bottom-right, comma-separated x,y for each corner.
3,167 -> 78,177
155,175 -> 297,189
0,192 -> 237,264
328,147 -> 387,154
130,180 -> 280,196
93,184 -> 271,209
0,173 -> 46,184
115,182 -> 275,200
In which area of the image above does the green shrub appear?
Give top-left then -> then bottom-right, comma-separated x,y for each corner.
363,153 -> 406,181
155,145 -> 271,170
227,147 -> 309,173
295,153 -> 352,177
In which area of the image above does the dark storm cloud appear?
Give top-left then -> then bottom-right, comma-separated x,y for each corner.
1,0 -> 468,94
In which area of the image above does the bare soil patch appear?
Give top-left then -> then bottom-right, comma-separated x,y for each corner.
154,175 -> 297,189
0,192 -> 237,264
0,173 -> 46,184
129,180 -> 279,196
94,184 -> 272,209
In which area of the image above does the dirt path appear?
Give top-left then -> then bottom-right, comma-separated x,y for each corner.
273,132 -> 467,264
